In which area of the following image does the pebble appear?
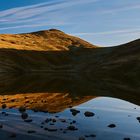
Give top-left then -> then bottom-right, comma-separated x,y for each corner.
27,130 -> 36,133
19,106 -> 26,113
108,124 -> 116,128
67,125 -> 78,131
9,133 -> 16,138
0,124 -> 3,128
70,109 -> 80,116
21,113 -> 28,120
124,138 -> 131,140
79,137 -> 85,140
24,119 -> 32,123
2,104 -> 7,109
84,111 -> 95,117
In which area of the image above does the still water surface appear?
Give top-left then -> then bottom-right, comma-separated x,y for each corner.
0,74 -> 140,140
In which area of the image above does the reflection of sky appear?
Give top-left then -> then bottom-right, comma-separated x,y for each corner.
1,96 -> 140,140
79,97 -> 140,111
0,0 -> 140,46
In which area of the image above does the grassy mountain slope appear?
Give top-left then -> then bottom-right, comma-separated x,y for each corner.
0,29 -> 96,51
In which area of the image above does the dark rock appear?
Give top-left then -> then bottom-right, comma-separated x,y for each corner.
0,124 -> 3,128
108,124 -> 116,128
67,125 -> 78,131
9,133 -> 16,138
2,104 -> 7,109
124,138 -> 131,140
48,128 -> 57,132
90,134 -> 96,137
44,127 -> 57,131
72,120 -> 76,124
24,119 -> 32,123
136,117 -> 140,121
45,118 -> 51,123
63,131 -> 66,133
60,119 -> 66,123
19,106 -> 26,113
21,113 -> 28,120
70,108 -> 80,116
27,130 -> 36,133
53,119 -> 56,122
50,123 -> 54,125
84,111 -> 95,117
79,137 -> 85,140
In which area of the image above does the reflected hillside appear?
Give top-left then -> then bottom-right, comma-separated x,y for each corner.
0,93 -> 94,113
0,71 -> 140,106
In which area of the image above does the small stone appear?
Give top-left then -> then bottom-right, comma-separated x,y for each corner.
52,119 -> 56,122
67,125 -> 78,131
79,137 -> 85,140
24,119 -> 32,122
72,120 -> 76,123
90,134 -> 96,137
27,130 -> 36,133
45,118 -> 51,123
84,111 -> 94,117
108,124 -> 116,128
60,119 -> 66,123
63,131 -> 66,133
70,109 -> 80,116
11,99 -> 16,102
0,124 -> 3,128
124,138 -> 131,140
19,106 -> 26,113
48,128 -> 57,132
44,127 -> 57,132
9,133 -> 16,138
21,113 -> 28,120
2,104 -> 7,109
136,117 -> 140,121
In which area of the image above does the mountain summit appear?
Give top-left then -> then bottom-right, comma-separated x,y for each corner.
0,29 -> 97,51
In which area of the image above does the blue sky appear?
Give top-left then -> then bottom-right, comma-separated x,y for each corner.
0,0 -> 140,46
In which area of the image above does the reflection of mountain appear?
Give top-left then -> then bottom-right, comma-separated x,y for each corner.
0,93 -> 94,113
0,73 -> 140,106
0,29 -> 140,105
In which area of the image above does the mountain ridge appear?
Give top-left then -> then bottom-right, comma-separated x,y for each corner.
0,29 -> 97,51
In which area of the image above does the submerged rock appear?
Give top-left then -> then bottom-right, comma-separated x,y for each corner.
124,138 -> 131,140
2,104 -> 7,109
67,125 -> 78,131
24,119 -> 33,123
19,106 -> 26,113
84,111 -> 95,117
70,108 -> 80,116
108,124 -> 116,128
0,124 -> 3,128
79,137 -> 85,140
21,113 -> 28,120
27,130 -> 36,133
9,133 -> 16,138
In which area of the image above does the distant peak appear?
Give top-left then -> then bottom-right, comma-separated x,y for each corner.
31,29 -> 65,35
48,29 -> 64,33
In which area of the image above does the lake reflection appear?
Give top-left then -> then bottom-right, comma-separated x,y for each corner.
0,74 -> 140,140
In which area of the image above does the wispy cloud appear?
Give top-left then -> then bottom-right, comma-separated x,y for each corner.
99,2 -> 140,14
0,0 -> 99,29
72,28 -> 140,36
